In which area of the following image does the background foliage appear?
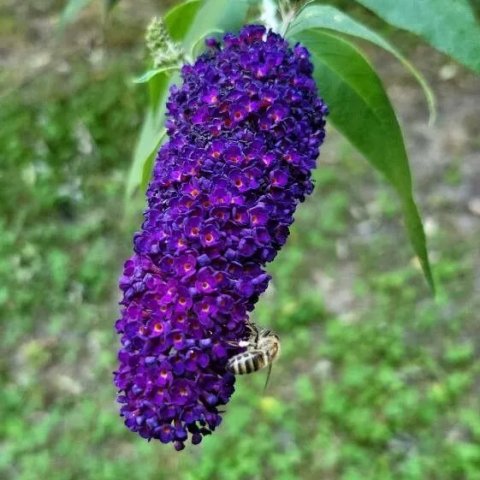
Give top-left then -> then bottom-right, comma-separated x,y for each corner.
1,1 -> 479,479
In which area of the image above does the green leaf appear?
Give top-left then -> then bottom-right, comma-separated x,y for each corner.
355,0 -> 480,73
180,0 -> 251,51
126,113 -> 164,198
127,0 -> 250,197
286,5 -> 436,123
147,71 -> 172,114
164,0 -> 202,42
292,29 -> 434,291
127,68 -> 172,197
126,69 -> 173,197
133,66 -> 180,84
141,130 -> 167,191
60,0 -> 93,27
190,28 -> 224,58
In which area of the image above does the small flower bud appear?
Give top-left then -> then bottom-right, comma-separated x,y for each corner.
145,16 -> 184,69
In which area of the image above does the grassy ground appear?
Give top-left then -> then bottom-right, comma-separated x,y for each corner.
1,2 -> 479,479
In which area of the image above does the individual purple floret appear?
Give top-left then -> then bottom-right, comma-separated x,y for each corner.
114,24 -> 328,449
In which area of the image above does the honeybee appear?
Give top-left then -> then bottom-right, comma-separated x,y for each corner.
226,322 -> 281,390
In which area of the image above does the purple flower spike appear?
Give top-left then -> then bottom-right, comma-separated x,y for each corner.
114,24 -> 327,447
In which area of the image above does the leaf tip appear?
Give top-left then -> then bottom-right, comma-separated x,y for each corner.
423,261 -> 436,296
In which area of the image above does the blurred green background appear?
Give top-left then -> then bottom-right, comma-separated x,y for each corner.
1,1 -> 479,479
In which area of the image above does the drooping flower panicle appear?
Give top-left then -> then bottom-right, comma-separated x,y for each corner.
114,25 -> 328,449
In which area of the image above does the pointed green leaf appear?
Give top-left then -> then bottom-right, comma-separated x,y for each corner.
164,0 -> 202,42
181,0 -> 250,51
293,29 -> 434,291
286,4 -> 436,122
355,0 -> 480,73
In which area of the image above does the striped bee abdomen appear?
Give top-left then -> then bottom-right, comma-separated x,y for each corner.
226,350 -> 268,375
226,325 -> 281,376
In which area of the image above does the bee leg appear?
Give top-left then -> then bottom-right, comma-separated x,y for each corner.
245,322 -> 257,334
263,363 -> 273,394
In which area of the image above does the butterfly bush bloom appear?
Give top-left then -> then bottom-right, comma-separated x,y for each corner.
114,24 -> 328,449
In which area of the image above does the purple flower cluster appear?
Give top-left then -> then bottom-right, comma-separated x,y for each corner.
114,25 -> 327,449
